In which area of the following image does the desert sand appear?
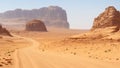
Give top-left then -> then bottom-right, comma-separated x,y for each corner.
0,28 -> 116,68
0,34 -> 30,68
0,3 -> 119,68
0,28 -> 120,68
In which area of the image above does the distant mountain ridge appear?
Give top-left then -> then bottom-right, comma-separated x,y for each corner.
0,6 -> 69,29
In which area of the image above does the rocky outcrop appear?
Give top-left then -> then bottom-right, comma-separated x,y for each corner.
0,24 -> 12,36
0,6 -> 69,29
26,19 -> 47,31
92,6 -> 120,30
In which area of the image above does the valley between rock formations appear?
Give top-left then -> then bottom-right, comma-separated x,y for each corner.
13,33 -> 120,68
5,29 -> 118,68
0,6 -> 120,68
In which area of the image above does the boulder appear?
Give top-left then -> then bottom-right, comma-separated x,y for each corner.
0,6 -> 69,29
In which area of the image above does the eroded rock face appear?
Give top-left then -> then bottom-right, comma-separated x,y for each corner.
0,24 -> 12,36
0,6 -> 69,29
26,20 -> 47,31
92,6 -> 120,30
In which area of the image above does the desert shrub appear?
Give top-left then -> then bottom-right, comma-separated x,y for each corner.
104,49 -> 111,53
104,50 -> 108,53
73,52 -> 76,55
116,58 -> 119,60
65,48 -> 69,51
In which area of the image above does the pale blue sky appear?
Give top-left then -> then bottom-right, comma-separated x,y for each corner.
0,0 -> 119,29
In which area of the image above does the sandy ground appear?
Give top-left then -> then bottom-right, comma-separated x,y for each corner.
0,35 -> 30,68
1,28 -> 120,68
13,35 -> 120,68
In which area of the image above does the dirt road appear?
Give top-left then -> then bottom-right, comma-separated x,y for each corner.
13,36 -> 120,68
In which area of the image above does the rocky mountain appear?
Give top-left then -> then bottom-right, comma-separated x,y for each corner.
70,6 -> 120,41
0,6 -> 69,29
26,19 -> 47,31
92,6 -> 120,30
0,24 -> 12,36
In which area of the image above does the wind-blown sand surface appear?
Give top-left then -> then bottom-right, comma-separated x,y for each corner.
1,28 -> 120,68
11,29 -> 120,68
0,35 -> 30,68
13,36 -> 120,68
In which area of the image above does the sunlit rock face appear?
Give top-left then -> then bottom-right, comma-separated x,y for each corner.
26,19 -> 47,31
0,6 -> 69,29
92,6 -> 120,30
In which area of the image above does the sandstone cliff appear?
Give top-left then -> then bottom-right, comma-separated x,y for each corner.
0,6 -> 69,29
92,6 -> 120,30
70,6 -> 120,40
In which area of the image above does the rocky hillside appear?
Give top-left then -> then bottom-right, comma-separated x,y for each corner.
64,6 -> 120,61
70,6 -> 120,40
0,24 -> 12,36
0,6 -> 69,29
92,6 -> 120,30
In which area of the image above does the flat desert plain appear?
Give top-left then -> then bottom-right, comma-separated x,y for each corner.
1,28 -> 120,68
